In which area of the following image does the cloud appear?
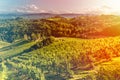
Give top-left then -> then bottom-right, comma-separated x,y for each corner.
15,4 -> 74,14
99,5 -> 113,14
101,5 -> 111,10
28,4 -> 38,10
15,4 -> 39,13
84,5 -> 113,15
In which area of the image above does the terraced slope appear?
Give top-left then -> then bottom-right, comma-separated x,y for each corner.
0,37 -> 120,79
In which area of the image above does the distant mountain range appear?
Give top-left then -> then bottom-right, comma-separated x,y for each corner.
0,13 -> 91,19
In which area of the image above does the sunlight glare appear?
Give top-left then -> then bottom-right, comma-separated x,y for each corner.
103,0 -> 120,13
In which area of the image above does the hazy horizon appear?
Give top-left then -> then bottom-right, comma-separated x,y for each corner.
1,0 -> 120,15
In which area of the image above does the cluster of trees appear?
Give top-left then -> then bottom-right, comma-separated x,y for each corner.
1,15 -> 120,43
0,18 -> 29,42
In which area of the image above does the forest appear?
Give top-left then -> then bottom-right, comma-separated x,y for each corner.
0,15 -> 120,80
1,15 -> 120,43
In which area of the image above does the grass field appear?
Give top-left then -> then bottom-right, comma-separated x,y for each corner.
0,41 -> 10,48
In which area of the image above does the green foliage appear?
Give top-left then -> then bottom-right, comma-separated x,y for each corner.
31,36 -> 55,49
0,61 -> 8,80
0,36 -> 120,79
96,64 -> 120,80
1,15 -> 120,79
1,15 -> 120,42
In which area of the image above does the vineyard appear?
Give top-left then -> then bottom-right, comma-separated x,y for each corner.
0,36 -> 120,80
2,0 -> 120,79
1,15 -> 120,80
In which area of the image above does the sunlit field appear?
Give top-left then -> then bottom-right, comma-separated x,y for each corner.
0,14 -> 120,80
2,0 -> 120,79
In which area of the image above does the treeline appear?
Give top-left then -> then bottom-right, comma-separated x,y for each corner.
0,15 -> 120,42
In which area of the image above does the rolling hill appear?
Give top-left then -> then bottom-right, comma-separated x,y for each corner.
1,15 -> 120,80
0,36 -> 120,80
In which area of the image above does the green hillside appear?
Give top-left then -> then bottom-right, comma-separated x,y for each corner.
1,15 -> 120,80
0,36 -> 120,80
0,40 -> 36,59
0,41 -> 10,48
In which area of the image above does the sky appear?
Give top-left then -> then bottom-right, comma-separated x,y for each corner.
0,0 -> 120,14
